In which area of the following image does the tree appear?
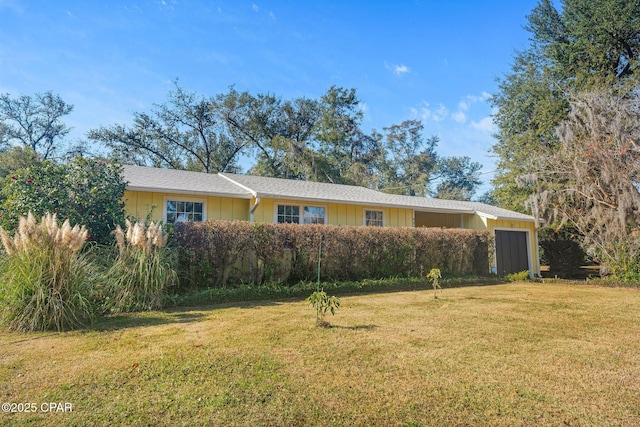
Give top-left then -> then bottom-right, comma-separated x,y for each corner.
1,157 -> 126,245
380,120 -> 438,196
531,85 -> 640,279
0,146 -> 41,179
88,83 -> 245,174
433,156 -> 482,200
91,83 -> 484,199
0,91 -> 73,160
490,0 -> 640,212
221,86 -> 360,182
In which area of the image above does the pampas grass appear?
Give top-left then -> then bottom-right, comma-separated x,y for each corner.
105,220 -> 176,312
0,213 -> 94,332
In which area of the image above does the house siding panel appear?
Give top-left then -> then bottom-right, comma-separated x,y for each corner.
248,199 -> 413,227
124,190 -> 249,222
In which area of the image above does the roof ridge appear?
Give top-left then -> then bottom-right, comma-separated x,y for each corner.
218,172 -> 257,196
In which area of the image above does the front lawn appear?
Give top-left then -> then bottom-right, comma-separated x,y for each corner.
1,283 -> 639,426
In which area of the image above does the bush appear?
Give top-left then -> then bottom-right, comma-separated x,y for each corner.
504,270 -> 530,282
0,156 -> 126,245
173,221 -> 492,288
539,227 -> 586,278
104,220 -> 177,312
0,213 -> 94,331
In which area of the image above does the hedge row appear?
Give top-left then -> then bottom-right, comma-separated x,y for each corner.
172,221 -> 492,288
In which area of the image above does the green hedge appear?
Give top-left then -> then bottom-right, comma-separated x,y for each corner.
173,221 -> 492,288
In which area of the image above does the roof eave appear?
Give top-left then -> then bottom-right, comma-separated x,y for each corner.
126,186 -> 253,199
252,192 -> 476,213
476,211 -> 535,222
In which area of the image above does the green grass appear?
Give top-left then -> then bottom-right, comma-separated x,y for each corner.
1,283 -> 639,426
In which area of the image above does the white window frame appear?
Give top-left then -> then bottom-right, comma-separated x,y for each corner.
163,196 -> 207,224
363,209 -> 385,227
274,203 -> 327,225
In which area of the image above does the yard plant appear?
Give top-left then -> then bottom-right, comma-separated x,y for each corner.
0,213 -> 93,331
306,290 -> 340,327
104,219 -> 176,312
427,267 -> 442,298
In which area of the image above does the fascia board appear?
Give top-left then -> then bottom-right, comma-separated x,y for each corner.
126,186 -> 253,199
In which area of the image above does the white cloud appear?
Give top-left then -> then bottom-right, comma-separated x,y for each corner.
394,64 -> 409,74
452,111 -> 466,123
252,3 -> 259,12
410,102 -> 448,122
410,102 -> 431,122
470,116 -> 497,133
449,92 -> 494,125
385,62 -> 410,75
432,104 -> 448,122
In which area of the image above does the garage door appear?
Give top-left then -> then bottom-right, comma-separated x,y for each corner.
495,230 -> 529,276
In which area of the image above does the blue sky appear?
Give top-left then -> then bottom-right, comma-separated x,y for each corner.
0,0 -> 539,192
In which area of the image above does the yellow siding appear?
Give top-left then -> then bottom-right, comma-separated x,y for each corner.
464,214 -> 487,230
250,198 -> 413,227
415,212 -> 463,228
124,190 -> 163,222
124,190 -> 249,222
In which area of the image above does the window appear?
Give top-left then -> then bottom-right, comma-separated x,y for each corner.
365,210 -> 384,227
165,199 -> 204,224
277,204 -> 325,224
277,205 -> 300,223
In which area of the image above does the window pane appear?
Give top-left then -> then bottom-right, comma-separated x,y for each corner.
166,200 -> 204,224
365,210 -> 384,227
277,205 -> 300,223
304,206 -> 325,224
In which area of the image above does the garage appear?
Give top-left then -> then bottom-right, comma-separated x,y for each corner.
495,230 -> 530,276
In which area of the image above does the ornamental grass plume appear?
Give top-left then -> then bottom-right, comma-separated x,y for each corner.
107,219 -> 176,312
0,213 -> 93,332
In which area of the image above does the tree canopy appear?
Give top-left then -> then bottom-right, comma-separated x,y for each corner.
90,84 -> 483,200
491,0 -> 640,212
0,91 -> 73,160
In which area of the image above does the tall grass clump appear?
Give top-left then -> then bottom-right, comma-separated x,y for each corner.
0,213 -> 93,332
105,220 -> 177,312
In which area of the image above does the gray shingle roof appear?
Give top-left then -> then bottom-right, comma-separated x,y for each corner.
123,166 -> 534,222
123,165 -> 252,198
219,172 -> 403,207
